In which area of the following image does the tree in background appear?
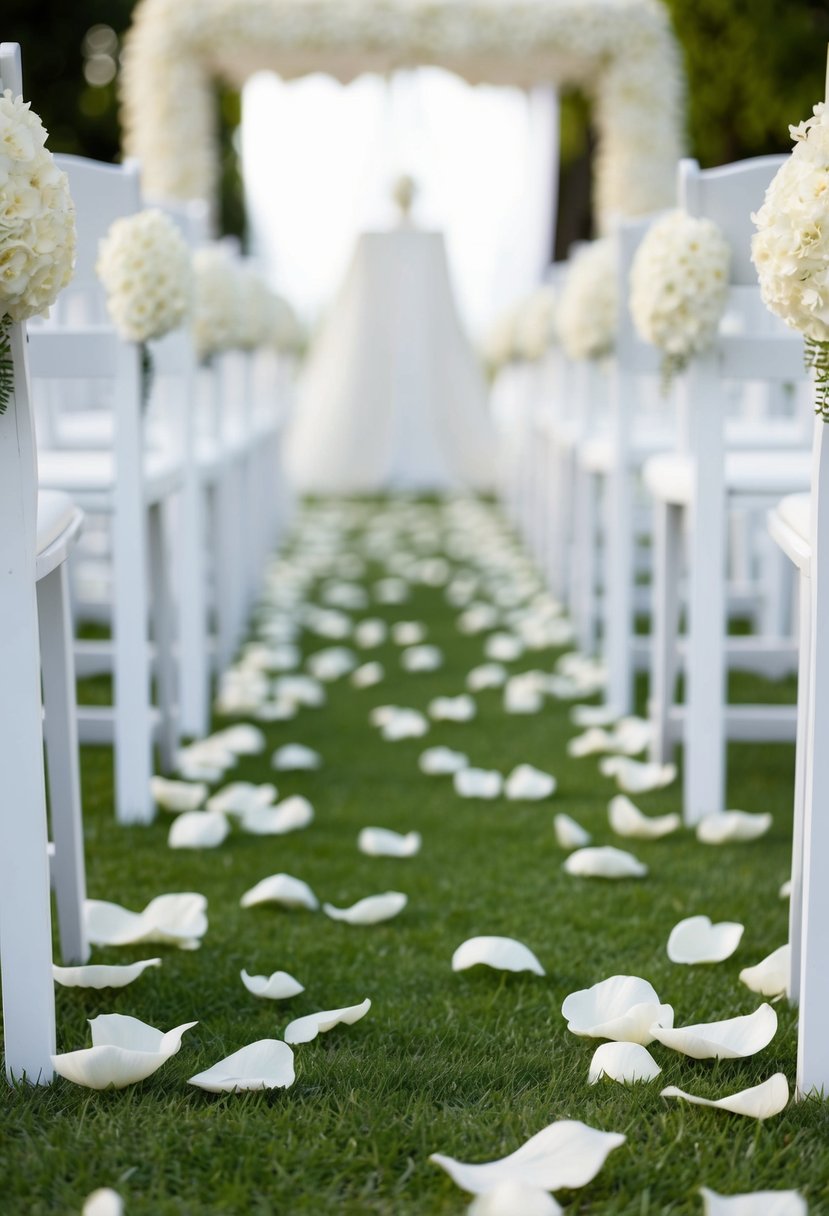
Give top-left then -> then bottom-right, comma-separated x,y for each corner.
6,0 -> 829,253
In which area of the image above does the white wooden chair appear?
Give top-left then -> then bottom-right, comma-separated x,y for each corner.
644,156 -> 810,824
29,155 -> 182,823
0,41 -> 88,1084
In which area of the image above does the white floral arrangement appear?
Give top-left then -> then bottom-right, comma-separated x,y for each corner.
121,0 -> 684,229
0,90 -> 76,413
558,238 -> 618,361
481,309 -> 519,377
97,209 -> 193,344
752,101 -> 829,417
514,285 -> 558,362
192,246 -> 245,362
630,210 -> 731,379
268,293 -> 306,357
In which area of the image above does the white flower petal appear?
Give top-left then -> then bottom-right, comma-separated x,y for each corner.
240,874 -> 319,911
392,621 -> 427,646
241,969 -> 304,1000
168,809 -> 229,850
273,674 -> 325,708
608,717 -> 652,756
667,916 -> 745,964
503,677 -> 545,715
401,644 -> 444,672
52,1014 -> 197,1089
307,646 -> 357,681
242,795 -> 314,836
354,619 -> 388,648
271,744 -> 322,771
779,880 -> 792,900
554,814 -> 591,850
504,764 -> 556,801
696,811 -> 773,844
188,1039 -> 295,1092
739,945 -> 790,998
650,1003 -> 777,1059
484,632 -> 524,662
322,892 -> 407,925
206,782 -> 277,816
608,795 -> 680,839
381,708 -> 430,740
563,846 -> 647,879
429,694 -> 477,722
351,661 -> 384,688
84,893 -> 208,950
562,975 -> 673,1045
420,746 -> 469,775
53,959 -> 161,990
588,1042 -> 661,1084
571,705 -> 620,728
452,936 -> 545,976
568,728 -> 614,758
467,1182 -> 562,1216
454,768 -> 504,799
429,1119 -> 625,1195
82,1189 -> 124,1216
150,776 -> 207,813
600,757 -> 677,793
358,827 -> 421,857
215,723 -> 266,755
699,1186 -> 806,1215
284,998 -> 371,1044
467,663 -> 507,691
661,1073 -> 789,1120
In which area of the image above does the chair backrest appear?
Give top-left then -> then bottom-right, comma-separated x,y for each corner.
617,215 -> 662,373
0,40 -> 22,94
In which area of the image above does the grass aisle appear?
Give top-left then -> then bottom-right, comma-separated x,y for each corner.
3,497 -> 828,1214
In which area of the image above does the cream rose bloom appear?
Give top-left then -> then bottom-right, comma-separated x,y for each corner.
97,208 -> 193,344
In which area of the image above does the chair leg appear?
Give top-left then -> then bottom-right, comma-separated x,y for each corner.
214,467 -> 243,672
604,460 -> 636,716
148,501 -> 179,770
176,472 -> 210,740
572,464 -> 599,656
649,500 -> 683,765
788,570 -> 811,1005
37,562 -> 89,966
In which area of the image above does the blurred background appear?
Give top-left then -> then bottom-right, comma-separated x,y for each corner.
7,0 -> 829,329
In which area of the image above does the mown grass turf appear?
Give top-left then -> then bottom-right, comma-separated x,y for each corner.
2,498 -> 829,1215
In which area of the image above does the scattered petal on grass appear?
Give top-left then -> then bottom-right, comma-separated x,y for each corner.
699,1186 -> 806,1215
150,776 -> 207,813
608,795 -> 680,840
429,694 -> 477,722
176,739 -> 234,782
85,894 -> 208,950
215,724 -> 266,755
667,916 -> 744,965
307,646 -> 358,682
610,717 -> 652,756
457,604 -> 499,635
240,874 -> 319,911
571,705 -> 620,728
503,675 -> 545,715
401,644 -> 444,672
241,795 -> 314,836
273,675 -> 325,708
381,708 -> 430,740
650,1003 -> 777,1060
484,632 -> 524,663
454,768 -> 504,800
168,810 -> 229,850
53,959 -> 161,990
323,892 -> 407,925
452,936 -> 545,976
563,847 -> 647,879
354,618 -> 388,648
188,1040 -> 295,1093
467,1183 -> 562,1216
429,1118 -> 625,1195
568,728 -> 614,758
696,811 -> 773,845
256,699 -> 298,722
284,998 -> 371,1044
271,744 -> 322,771
599,757 -> 677,793
588,1042 -> 661,1084
505,764 -> 556,801
351,661 -> 384,688
52,1014 -> 197,1089
82,1189 -> 123,1216
554,814 -> 591,850
661,1073 -> 789,1120
375,577 -> 409,604
392,621 -> 427,646
420,746 -> 469,775
358,827 -> 421,857
739,945 -> 790,998
241,969 -> 304,1000
467,663 -> 507,691
779,880 -> 792,899
562,975 -> 673,1045
206,782 -> 277,816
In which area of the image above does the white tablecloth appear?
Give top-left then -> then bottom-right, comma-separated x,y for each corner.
284,228 -> 495,492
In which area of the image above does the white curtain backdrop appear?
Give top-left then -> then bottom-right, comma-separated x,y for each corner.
241,68 -> 558,336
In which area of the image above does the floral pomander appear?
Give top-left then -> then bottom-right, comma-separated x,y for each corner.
752,102 -> 829,416
558,238 -> 617,362
630,210 -> 730,380
514,286 -> 558,362
191,246 -> 244,362
97,209 -> 193,344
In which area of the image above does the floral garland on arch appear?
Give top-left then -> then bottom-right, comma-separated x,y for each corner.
0,90 -> 76,414
558,238 -> 618,362
752,102 -> 829,419
120,0 -> 685,231
629,210 -> 731,382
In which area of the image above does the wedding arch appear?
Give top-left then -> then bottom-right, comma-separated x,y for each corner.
120,0 -> 685,230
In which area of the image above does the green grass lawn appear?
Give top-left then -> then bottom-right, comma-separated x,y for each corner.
3,497 -> 828,1215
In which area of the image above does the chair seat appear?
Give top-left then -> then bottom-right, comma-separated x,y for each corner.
36,490 -> 83,580
581,425 -> 674,473
644,448 -> 812,506
769,492 -> 811,575
38,448 -> 183,508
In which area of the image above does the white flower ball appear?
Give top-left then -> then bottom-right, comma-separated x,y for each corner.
97,208 -> 193,344
558,238 -> 618,361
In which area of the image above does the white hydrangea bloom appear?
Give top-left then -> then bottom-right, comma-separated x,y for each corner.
97,208 -> 193,343
191,245 -> 245,360
630,210 -> 731,373
514,286 -> 558,361
558,238 -> 617,361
